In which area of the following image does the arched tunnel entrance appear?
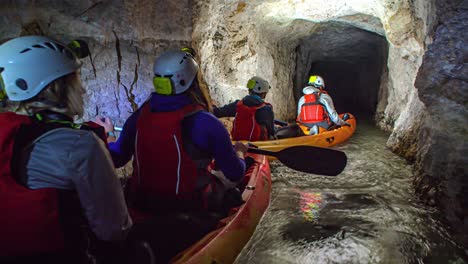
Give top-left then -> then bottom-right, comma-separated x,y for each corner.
294,21 -> 388,120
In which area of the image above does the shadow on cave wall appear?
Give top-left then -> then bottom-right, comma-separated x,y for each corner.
294,21 -> 388,120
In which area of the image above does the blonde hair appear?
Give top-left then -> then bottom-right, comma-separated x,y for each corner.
17,72 -> 85,118
186,72 -> 213,112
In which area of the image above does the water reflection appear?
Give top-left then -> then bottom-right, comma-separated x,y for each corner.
236,121 -> 467,264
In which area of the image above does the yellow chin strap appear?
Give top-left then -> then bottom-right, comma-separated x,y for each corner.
153,76 -> 173,95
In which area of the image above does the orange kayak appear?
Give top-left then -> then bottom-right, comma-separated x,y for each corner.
171,153 -> 271,263
248,113 -> 356,156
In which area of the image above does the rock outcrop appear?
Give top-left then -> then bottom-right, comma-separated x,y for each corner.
0,0 -> 466,249
192,0 -> 466,248
0,0 -> 194,126
412,0 -> 468,247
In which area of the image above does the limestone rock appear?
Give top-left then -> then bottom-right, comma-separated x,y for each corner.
0,0 -> 466,249
413,3 -> 468,247
0,0 -> 193,125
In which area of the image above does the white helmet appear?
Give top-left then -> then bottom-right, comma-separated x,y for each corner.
247,76 -> 270,94
152,50 -> 199,95
308,75 -> 325,88
0,36 -> 81,101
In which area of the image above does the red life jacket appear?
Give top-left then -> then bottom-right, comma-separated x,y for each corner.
0,112 -> 65,256
0,112 -> 108,258
129,103 -> 209,211
231,100 -> 271,141
297,92 -> 331,127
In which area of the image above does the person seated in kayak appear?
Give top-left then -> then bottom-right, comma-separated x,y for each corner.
97,49 -> 247,211
296,75 -> 349,135
213,76 -> 275,141
0,36 -> 132,263
95,49 -> 248,261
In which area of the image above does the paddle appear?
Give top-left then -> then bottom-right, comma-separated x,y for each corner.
116,121 -> 289,130
247,145 -> 347,176
112,126 -> 346,175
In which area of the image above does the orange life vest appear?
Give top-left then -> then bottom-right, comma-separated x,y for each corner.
297,92 -> 331,128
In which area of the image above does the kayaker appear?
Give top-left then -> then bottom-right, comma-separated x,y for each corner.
0,36 -> 132,263
213,76 -> 275,141
95,49 -> 248,262
297,75 -> 350,135
97,49 -> 247,211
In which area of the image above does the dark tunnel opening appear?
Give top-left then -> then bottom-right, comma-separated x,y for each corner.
293,20 -> 388,120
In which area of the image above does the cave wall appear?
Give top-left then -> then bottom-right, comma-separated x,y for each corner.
192,0 -> 467,248
0,0 -> 466,249
294,21 -> 388,117
412,0 -> 468,248
192,0 -> 433,125
0,0 -> 194,126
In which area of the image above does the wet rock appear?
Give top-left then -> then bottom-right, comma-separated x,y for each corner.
412,1 -> 468,247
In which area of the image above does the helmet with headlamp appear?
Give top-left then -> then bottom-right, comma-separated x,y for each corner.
152,50 -> 199,95
246,76 -> 270,94
308,75 -> 325,89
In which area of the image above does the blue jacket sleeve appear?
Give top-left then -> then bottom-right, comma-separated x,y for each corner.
255,105 -> 275,139
108,109 -> 141,168
213,100 -> 239,118
190,112 -> 246,181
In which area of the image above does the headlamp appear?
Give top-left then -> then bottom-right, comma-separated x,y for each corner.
153,76 -> 173,95
0,69 -> 7,100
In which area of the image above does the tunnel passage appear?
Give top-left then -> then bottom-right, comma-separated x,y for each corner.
294,20 -> 388,119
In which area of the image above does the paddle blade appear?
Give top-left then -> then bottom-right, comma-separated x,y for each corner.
275,146 -> 347,176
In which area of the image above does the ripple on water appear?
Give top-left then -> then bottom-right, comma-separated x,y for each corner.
236,122 -> 467,264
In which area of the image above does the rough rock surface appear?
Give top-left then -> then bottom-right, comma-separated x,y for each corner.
192,0 -> 433,124
0,0 -> 193,126
0,0 -> 194,177
412,0 -> 468,247
0,0 -> 466,249
192,0 -> 466,249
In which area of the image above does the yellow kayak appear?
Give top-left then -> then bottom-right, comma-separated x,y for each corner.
247,113 -> 356,156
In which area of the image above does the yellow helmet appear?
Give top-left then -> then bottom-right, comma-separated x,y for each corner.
308,75 -> 325,88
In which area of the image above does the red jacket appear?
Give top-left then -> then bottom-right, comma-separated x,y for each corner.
0,112 -> 64,256
297,92 -> 331,126
129,103 -> 209,210
231,100 -> 270,141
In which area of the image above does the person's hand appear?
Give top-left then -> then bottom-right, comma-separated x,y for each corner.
234,141 -> 248,159
342,113 -> 350,121
95,115 -> 114,134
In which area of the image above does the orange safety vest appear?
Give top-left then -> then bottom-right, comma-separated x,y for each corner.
297,92 -> 331,128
